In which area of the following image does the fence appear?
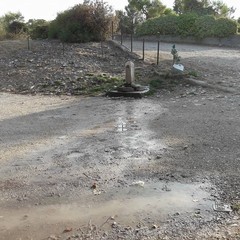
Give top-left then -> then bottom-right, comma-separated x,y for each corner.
112,33 -> 174,65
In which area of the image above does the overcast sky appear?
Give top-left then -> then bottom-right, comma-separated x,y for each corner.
0,0 -> 239,21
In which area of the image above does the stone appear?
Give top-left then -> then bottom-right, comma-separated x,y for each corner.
106,60 -> 149,98
125,61 -> 135,85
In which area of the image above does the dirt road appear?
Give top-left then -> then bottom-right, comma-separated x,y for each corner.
0,40 -> 240,239
1,86 -> 240,239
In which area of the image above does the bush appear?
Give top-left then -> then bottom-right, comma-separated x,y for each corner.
214,18 -> 237,37
30,24 -> 49,39
27,19 -> 49,39
157,15 -> 179,35
136,13 -> 237,38
176,13 -> 198,37
48,1 -> 113,43
136,15 -> 178,36
194,15 -> 216,38
0,23 -> 6,40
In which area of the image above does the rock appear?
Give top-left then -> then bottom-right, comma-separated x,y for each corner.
152,224 -> 158,229
63,227 -> 73,233
131,181 -> 145,187
48,235 -> 58,240
111,222 -> 117,228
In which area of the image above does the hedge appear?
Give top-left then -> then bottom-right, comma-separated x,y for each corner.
136,14 -> 237,39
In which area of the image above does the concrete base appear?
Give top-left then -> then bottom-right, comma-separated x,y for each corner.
106,87 -> 150,98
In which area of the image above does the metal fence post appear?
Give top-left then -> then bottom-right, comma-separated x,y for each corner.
157,40 -> 160,65
121,29 -> 123,45
62,42 -> 65,55
112,21 -> 114,40
131,33 -> 133,52
27,36 -> 30,50
142,38 -> 145,61
101,39 -> 103,58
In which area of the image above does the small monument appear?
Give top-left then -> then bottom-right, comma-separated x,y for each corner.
171,44 -> 184,72
106,61 -> 149,98
125,61 -> 135,85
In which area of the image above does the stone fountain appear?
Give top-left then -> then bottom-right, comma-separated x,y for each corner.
106,61 -> 149,98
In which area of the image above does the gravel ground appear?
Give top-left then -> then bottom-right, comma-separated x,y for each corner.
0,40 -> 240,240
122,39 -> 240,91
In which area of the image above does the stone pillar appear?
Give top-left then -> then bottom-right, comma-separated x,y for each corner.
125,61 -> 135,86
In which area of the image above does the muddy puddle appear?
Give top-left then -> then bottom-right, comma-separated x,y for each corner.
0,181 -> 214,238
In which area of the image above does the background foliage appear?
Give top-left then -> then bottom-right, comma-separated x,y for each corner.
0,0 -> 239,42
136,13 -> 238,38
48,1 -> 114,43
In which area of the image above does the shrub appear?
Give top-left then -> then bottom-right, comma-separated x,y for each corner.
194,15 -> 216,38
213,18 -> 237,37
176,13 -> 198,37
0,23 -> 6,40
48,1 -> 113,43
136,13 -> 237,39
7,21 -> 27,34
27,19 -> 49,39
136,15 -> 178,36
157,15 -> 179,35
30,24 -> 49,39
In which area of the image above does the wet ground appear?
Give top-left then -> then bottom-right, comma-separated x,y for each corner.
0,86 -> 240,239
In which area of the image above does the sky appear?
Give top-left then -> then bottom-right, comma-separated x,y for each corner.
0,0 -> 239,21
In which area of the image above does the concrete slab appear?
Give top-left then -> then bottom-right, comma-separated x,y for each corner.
106,88 -> 150,98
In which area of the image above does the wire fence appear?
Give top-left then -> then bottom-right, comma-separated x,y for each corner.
112,33 -> 174,65
1,28 -> 173,65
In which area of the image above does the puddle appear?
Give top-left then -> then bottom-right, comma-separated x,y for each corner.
115,117 -> 144,132
0,181 -> 214,233
105,181 -> 213,220
116,117 -> 127,132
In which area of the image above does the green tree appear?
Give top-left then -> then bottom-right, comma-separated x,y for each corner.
182,0 -> 213,15
127,0 -> 166,19
211,1 -> 235,18
1,12 -> 24,29
173,0 -> 184,14
0,12 -> 26,37
8,21 -> 27,34
116,9 -> 141,34
173,0 -> 234,17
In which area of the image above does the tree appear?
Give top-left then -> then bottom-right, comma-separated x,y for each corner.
8,21 -> 27,34
173,0 -> 235,17
182,0 -> 213,15
27,19 -> 49,39
127,0 -> 166,19
211,0 -> 235,18
173,0 -> 184,14
1,12 -> 24,28
116,9 -> 140,34
0,12 -> 26,36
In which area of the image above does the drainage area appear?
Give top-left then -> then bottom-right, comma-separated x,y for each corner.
0,181 -> 215,233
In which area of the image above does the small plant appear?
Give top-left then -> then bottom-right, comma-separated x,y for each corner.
86,74 -> 124,95
188,70 -> 199,77
231,202 -> 240,212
